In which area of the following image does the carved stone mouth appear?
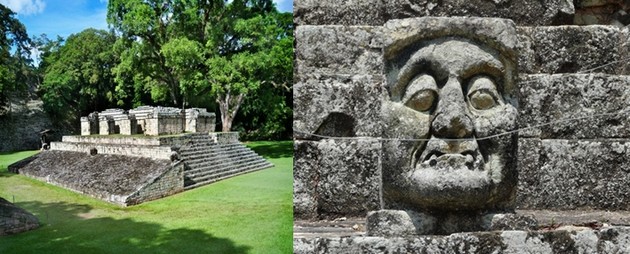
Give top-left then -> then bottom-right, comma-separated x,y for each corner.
423,151 -> 476,169
414,137 -> 484,171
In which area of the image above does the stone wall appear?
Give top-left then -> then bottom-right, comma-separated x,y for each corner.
50,142 -> 175,160
294,0 -> 630,220
11,150 -> 180,206
0,98 -> 53,152
125,162 -> 184,206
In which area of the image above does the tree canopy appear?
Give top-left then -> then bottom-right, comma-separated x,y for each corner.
0,4 -> 31,109
39,29 -> 119,128
107,0 -> 293,133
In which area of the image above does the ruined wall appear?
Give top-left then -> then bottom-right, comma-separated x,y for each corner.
294,0 -> 630,220
0,98 -> 53,152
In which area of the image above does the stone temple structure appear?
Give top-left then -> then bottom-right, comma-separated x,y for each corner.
294,0 -> 630,252
10,106 -> 272,206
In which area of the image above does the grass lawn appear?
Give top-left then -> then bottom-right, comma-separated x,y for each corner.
0,141 -> 293,254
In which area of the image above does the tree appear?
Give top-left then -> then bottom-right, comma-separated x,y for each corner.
39,29 -> 118,129
231,12 -> 293,139
0,4 -> 31,109
107,0 -> 293,133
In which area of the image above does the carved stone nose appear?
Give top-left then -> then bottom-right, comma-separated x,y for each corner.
431,78 -> 473,139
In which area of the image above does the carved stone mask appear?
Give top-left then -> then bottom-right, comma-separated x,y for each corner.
381,20 -> 518,212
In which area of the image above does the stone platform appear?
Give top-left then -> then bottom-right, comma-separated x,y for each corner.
295,210 -> 630,253
9,132 -> 273,206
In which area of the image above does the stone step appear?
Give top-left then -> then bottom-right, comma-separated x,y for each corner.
185,158 -> 270,177
184,156 -> 268,176
184,161 -> 274,190
180,148 -> 256,161
182,150 -> 259,166
184,160 -> 272,183
179,144 -> 243,156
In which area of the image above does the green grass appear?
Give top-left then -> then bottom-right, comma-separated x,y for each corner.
0,141 -> 293,254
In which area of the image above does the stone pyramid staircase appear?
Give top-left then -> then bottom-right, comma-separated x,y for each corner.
179,133 -> 273,190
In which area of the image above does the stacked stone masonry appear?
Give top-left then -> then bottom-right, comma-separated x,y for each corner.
81,106 -> 216,136
11,132 -> 272,206
294,0 -> 630,252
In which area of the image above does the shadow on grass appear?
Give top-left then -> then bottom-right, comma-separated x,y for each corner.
246,141 -> 293,159
0,201 -> 251,254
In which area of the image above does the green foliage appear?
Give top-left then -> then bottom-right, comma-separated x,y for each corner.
107,0 -> 293,135
0,4 -> 31,107
0,141 -> 293,253
39,29 -> 119,130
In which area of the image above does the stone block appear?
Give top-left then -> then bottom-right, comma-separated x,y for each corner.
294,226 -> 630,254
294,0 -> 387,26
385,0 -> 574,26
294,0 -> 574,26
295,25 -> 384,77
518,74 -> 630,139
294,139 -> 382,220
517,138 -> 630,210
80,117 -> 91,136
99,119 -> 115,135
517,26 -> 629,75
293,75 -> 386,138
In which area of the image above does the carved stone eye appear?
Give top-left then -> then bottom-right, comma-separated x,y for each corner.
405,90 -> 437,112
469,90 -> 496,110
467,76 -> 500,110
403,74 -> 438,112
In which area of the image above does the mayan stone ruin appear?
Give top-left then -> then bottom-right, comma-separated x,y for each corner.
10,106 -> 273,206
294,0 -> 630,253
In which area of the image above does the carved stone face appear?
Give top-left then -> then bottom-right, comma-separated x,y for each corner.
382,37 -> 518,211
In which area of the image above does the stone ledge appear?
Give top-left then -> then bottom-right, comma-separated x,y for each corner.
295,209 -> 630,253
294,226 -> 630,254
50,142 -> 175,160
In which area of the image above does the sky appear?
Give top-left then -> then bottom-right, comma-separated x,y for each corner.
1,0 -> 293,40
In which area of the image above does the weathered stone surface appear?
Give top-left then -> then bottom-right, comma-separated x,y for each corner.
294,0 -> 387,26
295,25 -> 384,77
518,74 -> 630,139
367,210 -> 436,236
294,226 -> 630,254
293,75 -> 385,138
517,138 -> 630,210
517,26 -> 630,75
380,17 -> 520,215
574,0 -> 630,26
11,150 -> 182,206
385,0 -> 574,26
381,17 -> 519,61
293,139 -> 382,220
367,210 -> 537,236
294,0 -> 574,26
0,198 -> 39,236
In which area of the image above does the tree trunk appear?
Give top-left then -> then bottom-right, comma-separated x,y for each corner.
217,92 -> 244,132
